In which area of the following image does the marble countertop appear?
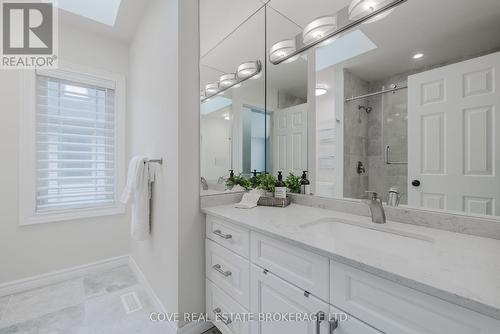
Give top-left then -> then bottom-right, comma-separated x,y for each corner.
202,203 -> 500,320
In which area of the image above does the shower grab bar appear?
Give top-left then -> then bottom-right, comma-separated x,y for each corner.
385,145 -> 407,165
346,85 -> 408,102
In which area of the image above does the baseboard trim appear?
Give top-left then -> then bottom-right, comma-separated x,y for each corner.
128,256 -> 212,334
0,255 -> 129,297
127,256 -> 168,314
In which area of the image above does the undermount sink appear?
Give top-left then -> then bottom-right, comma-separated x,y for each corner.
300,217 -> 434,243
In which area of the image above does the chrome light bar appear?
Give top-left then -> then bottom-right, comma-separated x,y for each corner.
270,0 -> 408,65
201,60 -> 262,102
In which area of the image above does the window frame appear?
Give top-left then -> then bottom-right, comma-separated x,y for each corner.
19,61 -> 126,225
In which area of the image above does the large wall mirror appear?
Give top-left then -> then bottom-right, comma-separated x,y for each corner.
200,0 -> 500,220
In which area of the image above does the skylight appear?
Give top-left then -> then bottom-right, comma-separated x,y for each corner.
201,97 -> 232,115
315,30 -> 377,71
57,0 -> 122,26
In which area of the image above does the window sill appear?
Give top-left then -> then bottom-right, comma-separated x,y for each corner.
19,204 -> 126,226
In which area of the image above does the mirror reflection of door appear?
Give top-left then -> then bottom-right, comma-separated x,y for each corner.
241,106 -> 270,175
408,52 -> 500,216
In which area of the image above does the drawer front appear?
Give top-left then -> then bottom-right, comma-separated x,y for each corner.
206,239 -> 250,308
330,306 -> 382,334
207,279 -> 250,334
207,215 -> 250,258
331,261 -> 500,334
251,232 -> 329,301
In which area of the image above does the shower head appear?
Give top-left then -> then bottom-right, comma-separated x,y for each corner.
358,105 -> 372,113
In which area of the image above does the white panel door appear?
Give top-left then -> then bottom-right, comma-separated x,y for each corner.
250,264 -> 329,334
408,52 -> 500,215
272,103 -> 308,175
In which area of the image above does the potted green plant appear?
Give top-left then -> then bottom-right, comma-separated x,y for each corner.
285,172 -> 301,194
225,173 -> 251,190
256,173 -> 276,196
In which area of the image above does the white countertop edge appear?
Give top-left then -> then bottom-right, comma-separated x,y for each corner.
202,206 -> 500,321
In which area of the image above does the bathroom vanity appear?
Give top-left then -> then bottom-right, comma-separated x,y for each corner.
203,204 -> 500,334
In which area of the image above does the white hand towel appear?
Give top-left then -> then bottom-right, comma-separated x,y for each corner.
121,155 -> 150,240
235,189 -> 264,209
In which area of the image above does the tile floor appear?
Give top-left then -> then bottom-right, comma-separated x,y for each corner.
0,265 -> 177,334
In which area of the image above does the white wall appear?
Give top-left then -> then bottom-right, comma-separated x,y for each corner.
178,0 -> 204,325
128,0 -> 202,327
0,24 -> 130,284
128,0 -> 180,316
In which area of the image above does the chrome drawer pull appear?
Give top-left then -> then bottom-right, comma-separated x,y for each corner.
213,230 -> 232,239
329,319 -> 339,333
213,307 -> 232,325
316,311 -> 326,334
212,264 -> 232,277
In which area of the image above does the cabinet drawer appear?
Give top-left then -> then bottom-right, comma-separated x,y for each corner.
331,261 -> 500,334
206,239 -> 250,308
250,264 -> 330,334
207,215 -> 250,258
250,232 -> 329,301
207,279 -> 250,334
330,306 -> 382,334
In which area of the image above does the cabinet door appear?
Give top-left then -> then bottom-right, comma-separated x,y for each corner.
250,264 -> 330,334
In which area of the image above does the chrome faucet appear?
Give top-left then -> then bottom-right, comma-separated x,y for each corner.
200,177 -> 208,190
364,191 -> 386,224
217,175 -> 228,184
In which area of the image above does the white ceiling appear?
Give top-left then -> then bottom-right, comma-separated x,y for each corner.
59,0 -> 149,43
201,0 -> 500,93
342,0 -> 500,81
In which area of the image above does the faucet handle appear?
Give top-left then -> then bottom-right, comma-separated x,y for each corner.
365,191 -> 379,200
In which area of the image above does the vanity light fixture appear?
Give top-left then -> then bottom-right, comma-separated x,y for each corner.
316,85 -> 328,96
412,52 -> 424,60
348,0 -> 394,22
270,0 -> 407,65
201,60 -> 262,102
303,15 -> 338,44
219,73 -> 237,88
237,61 -> 262,79
205,83 -> 219,95
270,39 -> 299,63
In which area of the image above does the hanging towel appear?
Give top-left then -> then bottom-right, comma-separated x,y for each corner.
121,155 -> 150,240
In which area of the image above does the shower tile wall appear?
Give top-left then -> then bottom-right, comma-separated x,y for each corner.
343,70 -> 369,199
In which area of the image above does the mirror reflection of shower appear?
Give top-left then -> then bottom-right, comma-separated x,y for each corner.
343,68 -> 409,203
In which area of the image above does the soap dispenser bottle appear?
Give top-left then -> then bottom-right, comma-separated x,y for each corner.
250,170 -> 259,188
275,171 -> 287,199
301,171 -> 311,195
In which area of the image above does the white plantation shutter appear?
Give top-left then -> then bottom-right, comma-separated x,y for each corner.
35,74 -> 116,212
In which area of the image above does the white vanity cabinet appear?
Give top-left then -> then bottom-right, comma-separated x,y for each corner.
205,214 -> 500,334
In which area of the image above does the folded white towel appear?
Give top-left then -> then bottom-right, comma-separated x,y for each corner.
235,189 -> 264,209
121,156 -> 150,240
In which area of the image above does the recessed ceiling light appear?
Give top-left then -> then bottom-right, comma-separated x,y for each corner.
412,53 -> 424,60
316,85 -> 328,96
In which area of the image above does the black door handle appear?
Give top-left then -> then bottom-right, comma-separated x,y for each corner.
412,180 -> 421,187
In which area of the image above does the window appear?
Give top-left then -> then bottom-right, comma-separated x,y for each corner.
20,62 -> 125,225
